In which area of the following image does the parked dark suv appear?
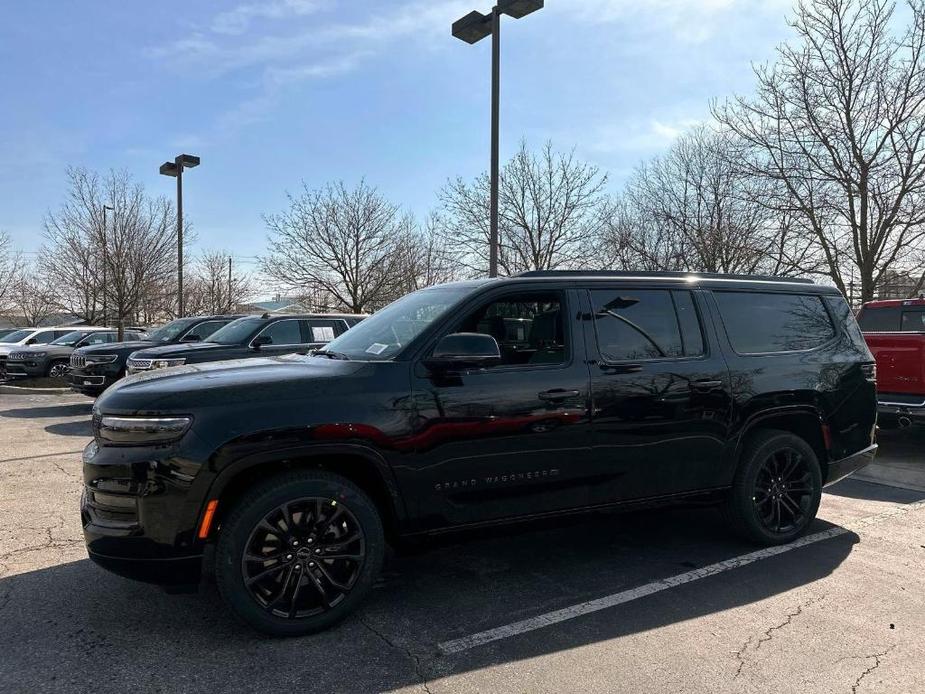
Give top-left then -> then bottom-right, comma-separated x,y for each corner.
82,272 -> 877,636
123,313 -> 363,376
68,315 -> 242,396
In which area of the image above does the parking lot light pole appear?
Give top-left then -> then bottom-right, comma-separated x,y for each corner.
452,0 -> 543,278
101,204 -> 113,327
159,154 -> 200,317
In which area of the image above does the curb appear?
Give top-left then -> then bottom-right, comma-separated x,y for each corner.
0,384 -> 73,395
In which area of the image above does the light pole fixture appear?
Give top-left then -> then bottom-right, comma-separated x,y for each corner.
101,204 -> 114,327
452,0 -> 543,278
159,153 -> 200,317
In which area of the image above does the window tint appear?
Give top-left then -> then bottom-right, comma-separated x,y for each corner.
187,320 -> 227,341
81,333 -> 115,346
672,290 -> 704,356
901,310 -> 925,332
454,292 -> 567,366
857,306 -> 900,332
715,291 -> 835,353
591,289 -> 683,361
258,319 -> 303,345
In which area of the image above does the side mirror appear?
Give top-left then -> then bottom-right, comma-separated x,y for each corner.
251,334 -> 272,349
181,333 -> 202,342
424,333 -> 501,371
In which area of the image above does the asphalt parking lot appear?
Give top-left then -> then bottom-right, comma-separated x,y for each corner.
1,392 -> 924,694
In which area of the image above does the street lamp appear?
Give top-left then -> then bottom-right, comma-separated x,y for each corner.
159,153 -> 200,317
101,204 -> 114,327
452,0 -> 543,278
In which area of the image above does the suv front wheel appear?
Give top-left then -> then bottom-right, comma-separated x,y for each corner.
215,470 -> 385,636
723,430 -> 823,545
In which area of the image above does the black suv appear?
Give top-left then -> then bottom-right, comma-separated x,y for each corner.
68,315 -> 242,396
82,272 -> 877,636
123,313 -> 363,376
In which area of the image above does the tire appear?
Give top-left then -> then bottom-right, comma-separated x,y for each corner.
215,470 -> 385,637
47,360 -> 68,378
722,429 -> 822,545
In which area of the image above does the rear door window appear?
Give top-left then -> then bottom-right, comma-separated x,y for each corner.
715,291 -> 835,354
305,319 -> 346,343
590,289 -> 688,362
185,320 -> 227,341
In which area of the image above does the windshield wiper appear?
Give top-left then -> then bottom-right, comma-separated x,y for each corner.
313,349 -> 351,360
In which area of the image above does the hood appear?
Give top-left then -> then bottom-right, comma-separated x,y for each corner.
129,341 -> 232,359
9,344 -> 73,357
76,340 -> 155,356
97,354 -> 366,413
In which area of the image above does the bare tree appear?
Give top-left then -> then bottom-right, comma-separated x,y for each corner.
606,125 -> 814,275
393,213 -> 460,295
714,0 -> 925,302
185,250 -> 255,315
0,230 -> 23,316
43,168 -> 178,332
11,266 -> 56,327
261,180 -> 408,314
440,141 -> 609,276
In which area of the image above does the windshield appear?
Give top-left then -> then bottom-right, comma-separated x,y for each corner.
0,329 -> 33,343
317,284 -> 474,360
207,317 -> 264,345
50,330 -> 92,346
147,318 -> 199,343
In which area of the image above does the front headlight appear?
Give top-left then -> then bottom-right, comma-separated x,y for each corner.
151,358 -> 186,369
98,415 -> 192,445
85,354 -> 119,364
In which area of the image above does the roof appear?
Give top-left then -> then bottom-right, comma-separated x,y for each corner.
862,297 -> 925,308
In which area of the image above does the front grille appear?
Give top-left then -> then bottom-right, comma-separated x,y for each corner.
70,354 -> 86,369
126,357 -> 152,371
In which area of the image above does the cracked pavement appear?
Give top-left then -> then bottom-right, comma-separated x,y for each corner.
1,392 -> 924,693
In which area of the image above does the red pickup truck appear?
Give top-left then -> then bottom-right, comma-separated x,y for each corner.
858,297 -> 925,427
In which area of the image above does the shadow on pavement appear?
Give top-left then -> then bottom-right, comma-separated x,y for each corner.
0,506 -> 857,693
0,402 -> 92,419
44,420 -> 93,437
824,477 -> 925,503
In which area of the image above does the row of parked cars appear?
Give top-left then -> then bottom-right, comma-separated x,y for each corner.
0,313 -> 365,393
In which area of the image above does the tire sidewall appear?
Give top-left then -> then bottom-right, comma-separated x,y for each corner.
737,433 -> 822,544
215,473 -> 385,637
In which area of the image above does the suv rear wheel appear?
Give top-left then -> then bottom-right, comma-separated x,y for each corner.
215,470 -> 385,636
723,429 -> 822,545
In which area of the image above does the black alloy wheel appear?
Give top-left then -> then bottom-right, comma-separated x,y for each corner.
242,497 -> 365,618
752,447 -> 814,534
723,430 -> 822,545
216,470 -> 385,636
47,361 -> 68,378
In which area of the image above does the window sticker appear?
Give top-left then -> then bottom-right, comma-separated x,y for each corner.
366,343 -> 388,355
312,326 -> 336,342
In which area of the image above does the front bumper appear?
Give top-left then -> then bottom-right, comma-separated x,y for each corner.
67,369 -> 115,394
80,439 -> 213,586
3,361 -> 47,378
823,444 -> 877,487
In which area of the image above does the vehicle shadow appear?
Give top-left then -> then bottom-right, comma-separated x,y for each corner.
0,507 -> 857,693
44,420 -> 93,437
824,477 -> 925,503
0,402 -> 92,419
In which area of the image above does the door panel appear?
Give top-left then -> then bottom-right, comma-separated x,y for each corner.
586,287 -> 732,501
408,288 -> 593,527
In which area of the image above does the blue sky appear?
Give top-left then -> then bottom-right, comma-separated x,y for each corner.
0,0 -> 795,274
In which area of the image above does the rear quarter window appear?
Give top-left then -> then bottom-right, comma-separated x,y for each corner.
715,291 -> 835,354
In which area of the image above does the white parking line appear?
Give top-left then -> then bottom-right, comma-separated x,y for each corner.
438,499 -> 925,655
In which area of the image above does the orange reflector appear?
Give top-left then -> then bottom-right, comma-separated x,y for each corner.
198,499 -> 219,540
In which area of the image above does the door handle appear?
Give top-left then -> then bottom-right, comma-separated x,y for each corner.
538,389 -> 581,401
690,379 -> 723,392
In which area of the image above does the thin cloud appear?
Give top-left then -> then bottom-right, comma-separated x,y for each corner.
211,0 -> 326,36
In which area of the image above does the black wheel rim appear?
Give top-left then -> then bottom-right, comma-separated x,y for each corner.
753,447 -> 814,534
241,497 -> 366,619
49,363 -> 66,377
